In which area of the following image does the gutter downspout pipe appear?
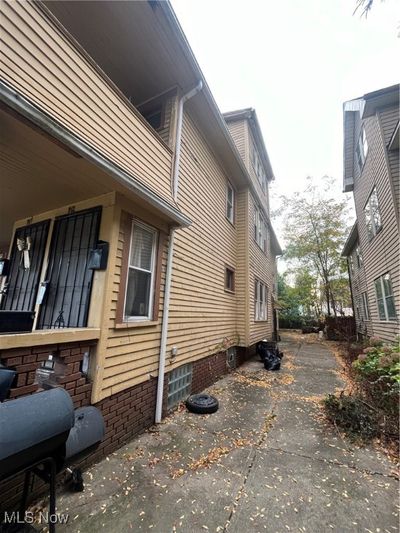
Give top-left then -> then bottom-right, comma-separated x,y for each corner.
155,81 -> 203,423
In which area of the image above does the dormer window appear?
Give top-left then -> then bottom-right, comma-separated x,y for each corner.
251,148 -> 267,192
356,125 -> 368,171
140,104 -> 163,131
142,106 -> 163,130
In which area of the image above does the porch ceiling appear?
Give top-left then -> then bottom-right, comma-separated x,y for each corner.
42,0 -> 249,190
0,107 -> 112,244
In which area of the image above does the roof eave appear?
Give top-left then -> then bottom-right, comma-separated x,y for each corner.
341,222 -> 358,257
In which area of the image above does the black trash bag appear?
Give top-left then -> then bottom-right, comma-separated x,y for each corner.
263,350 -> 281,371
256,341 -> 283,362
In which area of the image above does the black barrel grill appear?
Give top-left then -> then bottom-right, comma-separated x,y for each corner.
0,371 -> 105,532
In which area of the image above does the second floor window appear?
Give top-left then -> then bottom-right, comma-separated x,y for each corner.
356,125 -> 368,171
254,207 -> 268,252
251,148 -> 267,192
364,187 -> 382,240
226,183 -> 235,224
255,280 -> 268,321
349,254 -> 355,274
374,273 -> 396,321
225,267 -> 235,292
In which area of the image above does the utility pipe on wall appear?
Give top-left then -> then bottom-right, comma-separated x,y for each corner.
155,81 -> 203,424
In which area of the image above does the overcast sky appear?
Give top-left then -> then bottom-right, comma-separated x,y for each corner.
171,0 -> 399,206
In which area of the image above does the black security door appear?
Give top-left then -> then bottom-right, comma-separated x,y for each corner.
1,220 -> 50,312
37,207 -> 101,329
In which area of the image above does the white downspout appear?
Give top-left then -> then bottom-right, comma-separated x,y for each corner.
155,81 -> 203,423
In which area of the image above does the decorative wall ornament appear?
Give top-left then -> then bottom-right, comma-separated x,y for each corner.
17,236 -> 32,270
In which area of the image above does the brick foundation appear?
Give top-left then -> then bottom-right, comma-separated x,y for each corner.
0,341 -> 95,512
0,343 -> 246,512
191,351 -> 228,394
0,342 -> 94,407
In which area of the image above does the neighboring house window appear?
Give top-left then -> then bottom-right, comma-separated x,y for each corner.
254,206 -> 268,252
374,273 -> 396,321
356,125 -> 368,170
364,187 -> 382,239
361,292 -> 370,320
356,298 -> 361,320
349,254 -> 355,274
356,245 -> 363,269
255,279 -> 268,321
226,183 -> 235,224
124,221 -> 157,320
225,267 -> 235,292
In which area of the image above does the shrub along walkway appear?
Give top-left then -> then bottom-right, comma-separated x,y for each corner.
55,331 -> 398,532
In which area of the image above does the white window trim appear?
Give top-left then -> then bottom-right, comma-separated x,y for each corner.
356,125 -> 368,171
254,206 -> 268,253
123,220 -> 158,321
255,279 -> 268,321
356,245 -> 363,269
226,183 -> 235,224
364,187 -> 382,240
374,273 -> 396,322
251,147 -> 267,192
361,292 -> 370,321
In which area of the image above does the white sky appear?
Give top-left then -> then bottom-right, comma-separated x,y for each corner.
171,0 -> 399,205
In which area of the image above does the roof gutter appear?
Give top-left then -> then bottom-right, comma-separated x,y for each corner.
0,79 -> 191,228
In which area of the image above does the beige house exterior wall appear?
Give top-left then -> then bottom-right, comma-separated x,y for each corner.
0,1 -> 174,204
0,1 -> 280,404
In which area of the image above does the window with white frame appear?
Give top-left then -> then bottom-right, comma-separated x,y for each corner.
251,147 -> 267,192
226,183 -> 235,224
356,297 -> 361,320
255,279 -> 268,321
356,125 -> 368,171
124,221 -> 157,320
254,207 -> 268,252
364,187 -> 382,240
348,253 -> 355,275
225,267 -> 235,292
374,273 -> 396,321
361,292 -> 370,321
356,245 -> 363,269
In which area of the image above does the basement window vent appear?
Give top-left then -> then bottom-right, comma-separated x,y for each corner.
227,347 -> 236,369
167,363 -> 193,409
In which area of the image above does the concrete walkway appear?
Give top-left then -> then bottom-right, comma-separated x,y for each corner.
56,332 -> 398,533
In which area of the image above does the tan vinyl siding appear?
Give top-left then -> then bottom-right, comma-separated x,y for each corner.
235,190 -> 249,345
225,119 -> 247,161
96,112 -> 241,399
96,204 -> 168,399
248,193 -> 275,345
353,111 -> 399,342
0,1 -> 174,203
167,113 -> 239,365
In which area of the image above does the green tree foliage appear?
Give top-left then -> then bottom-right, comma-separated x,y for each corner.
280,176 -> 352,316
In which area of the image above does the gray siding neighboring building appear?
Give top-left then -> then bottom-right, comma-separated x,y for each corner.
342,85 -> 399,343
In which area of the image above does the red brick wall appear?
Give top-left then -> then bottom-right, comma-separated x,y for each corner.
191,351 -> 228,394
0,344 -> 242,512
0,342 -> 94,407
